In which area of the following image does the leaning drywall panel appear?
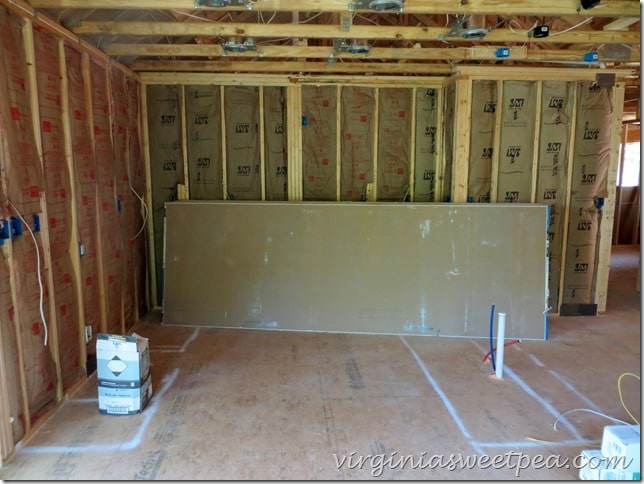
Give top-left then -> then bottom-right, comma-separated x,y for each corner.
224,85 -> 261,200
468,80 -> 497,203
33,26 -> 83,389
301,85 -> 337,201
413,88 -> 439,202
65,45 -> 101,343
164,202 -> 548,340
90,59 -> 121,334
376,88 -> 412,201
340,86 -> 375,201
497,81 -> 537,203
536,81 -> 574,311
263,86 -> 288,201
185,85 -> 223,200
146,84 -> 184,305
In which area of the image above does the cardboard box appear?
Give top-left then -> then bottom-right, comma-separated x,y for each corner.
99,374 -> 153,415
579,449 -> 641,481
601,425 -> 641,473
97,333 -> 152,415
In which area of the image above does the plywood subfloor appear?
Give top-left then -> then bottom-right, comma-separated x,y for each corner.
1,246 -> 640,480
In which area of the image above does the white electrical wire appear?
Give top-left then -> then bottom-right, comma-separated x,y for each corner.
129,185 -> 149,241
553,408 -> 632,432
7,200 -> 48,347
549,17 -> 594,37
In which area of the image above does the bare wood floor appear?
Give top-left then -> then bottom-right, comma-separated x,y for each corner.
1,245 -> 640,480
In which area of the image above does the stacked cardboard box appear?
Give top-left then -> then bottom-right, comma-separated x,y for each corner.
96,333 -> 152,415
579,425 -> 640,480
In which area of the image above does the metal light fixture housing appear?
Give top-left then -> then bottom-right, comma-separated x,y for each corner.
333,38 -> 372,54
354,0 -> 405,12
222,37 -> 257,53
194,0 -> 245,7
448,15 -> 490,40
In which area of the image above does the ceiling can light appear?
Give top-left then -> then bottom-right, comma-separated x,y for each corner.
580,0 -> 601,9
333,38 -> 372,54
353,0 -> 405,12
222,37 -> 256,53
448,15 -> 489,40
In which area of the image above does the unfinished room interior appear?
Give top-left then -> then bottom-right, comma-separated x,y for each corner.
0,0 -> 640,479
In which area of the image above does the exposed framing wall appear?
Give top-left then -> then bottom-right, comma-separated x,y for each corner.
0,0 -> 146,464
446,67 -> 626,314
141,74 -> 447,307
140,68 -> 626,315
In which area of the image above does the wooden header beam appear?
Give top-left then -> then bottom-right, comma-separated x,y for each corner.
104,43 -> 640,63
26,0 -> 640,17
130,59 -> 455,74
72,21 -> 641,45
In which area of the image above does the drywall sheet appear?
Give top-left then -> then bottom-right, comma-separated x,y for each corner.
536,81 -> 574,312
224,85 -> 260,200
302,85 -> 337,201
264,86 -> 288,201
164,202 -> 549,340
468,81 -> 497,203
34,27 -> 83,389
186,85 -> 223,200
91,60 -> 121,334
340,86 -> 375,201
0,6 -> 56,418
442,83 -> 455,201
65,45 -> 100,342
497,81 -> 537,203
413,88 -> 439,202
147,84 -> 184,305
377,88 -> 411,201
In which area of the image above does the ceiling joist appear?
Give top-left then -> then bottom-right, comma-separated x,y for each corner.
130,59 -> 455,73
104,42 -> 640,63
70,21 -> 641,45
26,0 -> 640,17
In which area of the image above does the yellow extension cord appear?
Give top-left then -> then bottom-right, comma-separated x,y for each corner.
617,372 -> 640,425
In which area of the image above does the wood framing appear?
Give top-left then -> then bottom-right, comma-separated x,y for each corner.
286,85 -> 303,201
451,79 -> 471,203
58,39 -> 88,373
26,0 -> 639,17
141,84 -> 159,309
595,84 -> 626,312
71,21 -> 641,46
22,18 -> 64,399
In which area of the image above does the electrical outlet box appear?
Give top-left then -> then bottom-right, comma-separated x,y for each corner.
85,325 -> 92,343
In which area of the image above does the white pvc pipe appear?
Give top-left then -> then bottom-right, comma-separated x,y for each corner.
495,312 -> 506,379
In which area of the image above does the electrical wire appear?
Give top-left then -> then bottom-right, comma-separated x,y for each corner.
129,185 -> 149,240
526,437 -> 601,448
7,200 -> 48,347
553,409 -> 631,432
483,339 -> 521,363
618,372 -> 640,424
549,17 -> 594,37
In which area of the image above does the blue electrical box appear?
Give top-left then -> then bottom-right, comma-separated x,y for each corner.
495,48 -> 510,58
